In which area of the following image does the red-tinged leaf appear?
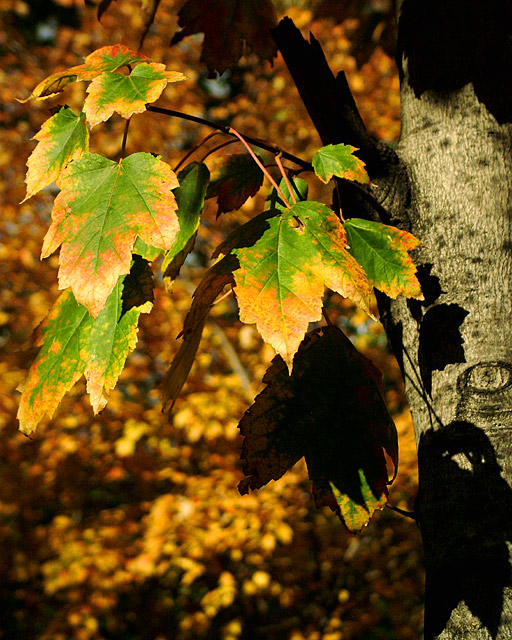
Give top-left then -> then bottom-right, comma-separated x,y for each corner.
344,218 -> 423,299
17,290 -> 93,435
312,144 -> 369,184
22,107 -> 89,202
19,44 -> 150,102
85,260 -> 153,413
161,161 -> 210,284
171,0 -> 277,75
162,255 -> 237,415
207,153 -> 264,216
41,152 -> 179,318
238,325 -> 398,532
231,201 -> 373,371
84,63 -> 185,128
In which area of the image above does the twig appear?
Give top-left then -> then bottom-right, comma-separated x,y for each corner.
174,130 -> 219,172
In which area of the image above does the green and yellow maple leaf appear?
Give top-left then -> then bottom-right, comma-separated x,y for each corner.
229,201 -> 373,371
344,218 -> 423,299
17,266 -> 153,435
312,143 -> 369,184
22,106 -> 89,202
84,62 -> 185,128
19,44 -> 150,102
41,152 -> 179,318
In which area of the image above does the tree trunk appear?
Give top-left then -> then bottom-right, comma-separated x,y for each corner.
389,2 -> 512,638
274,2 -> 512,637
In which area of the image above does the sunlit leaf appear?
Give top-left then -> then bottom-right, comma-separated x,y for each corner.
162,255 -> 237,415
41,152 -> 179,318
85,259 -> 153,413
312,143 -> 369,184
171,0 -> 277,74
22,107 -> 89,202
344,218 -> 423,299
84,63 -> 185,128
17,264 -> 153,433
207,153 -> 264,216
230,201 -> 373,371
19,44 -> 150,102
162,161 -> 210,284
17,291 -> 93,435
238,325 -> 398,532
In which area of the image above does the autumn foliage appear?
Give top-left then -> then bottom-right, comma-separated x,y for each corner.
1,1 -> 423,638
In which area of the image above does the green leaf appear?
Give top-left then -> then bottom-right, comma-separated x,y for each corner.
207,153 -> 264,216
344,218 -> 423,299
84,62 -> 185,128
22,107 -> 89,202
162,255 -> 237,415
17,290 -> 93,435
41,152 -> 179,318
231,201 -> 373,371
238,325 -> 398,533
162,161 -> 210,284
19,44 -> 150,102
312,143 -> 369,184
85,260 -> 153,413
266,176 -> 309,210
17,265 -> 153,434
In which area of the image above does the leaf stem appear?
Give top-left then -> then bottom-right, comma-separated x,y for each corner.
228,127 -> 292,209
275,153 -> 297,205
201,139 -> 238,162
120,117 -> 131,159
174,130 -> 219,172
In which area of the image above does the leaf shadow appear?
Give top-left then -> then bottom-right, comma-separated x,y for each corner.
417,421 -> 512,638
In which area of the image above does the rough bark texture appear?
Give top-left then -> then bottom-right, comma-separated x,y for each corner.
386,1 -> 512,637
274,3 -> 512,637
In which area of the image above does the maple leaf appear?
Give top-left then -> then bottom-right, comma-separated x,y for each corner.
17,290 -> 93,435
162,161 -> 210,285
228,201 -> 373,371
84,63 -> 185,128
207,153 -> 264,217
162,255 -> 237,415
171,0 -> 277,74
22,107 -> 89,203
344,218 -> 423,299
312,143 -> 369,184
17,265 -> 153,434
85,259 -> 154,413
238,325 -> 398,533
41,152 -> 179,318
19,44 -> 150,102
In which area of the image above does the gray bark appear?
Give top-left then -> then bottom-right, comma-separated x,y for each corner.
378,2 -> 512,637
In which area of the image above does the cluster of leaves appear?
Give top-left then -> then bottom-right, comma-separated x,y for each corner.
0,4 -> 426,638
18,33 -> 422,531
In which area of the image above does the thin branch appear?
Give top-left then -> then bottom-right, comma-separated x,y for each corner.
146,105 -> 310,169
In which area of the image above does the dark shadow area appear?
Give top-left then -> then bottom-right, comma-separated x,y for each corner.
418,304 -> 468,395
398,0 -> 512,124
417,422 -> 512,638
407,263 -> 444,324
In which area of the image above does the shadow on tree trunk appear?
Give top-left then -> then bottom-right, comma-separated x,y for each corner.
416,421 -> 512,638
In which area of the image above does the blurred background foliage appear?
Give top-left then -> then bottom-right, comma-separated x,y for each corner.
0,0 -> 423,638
